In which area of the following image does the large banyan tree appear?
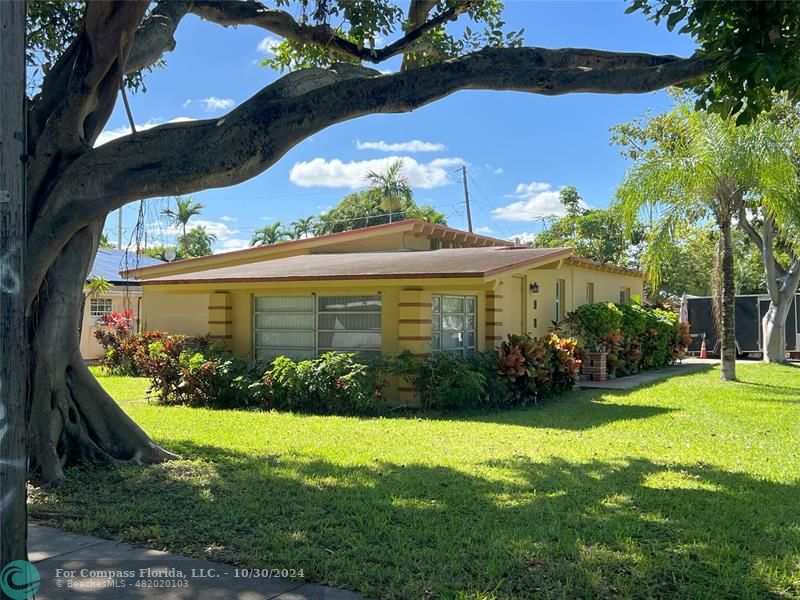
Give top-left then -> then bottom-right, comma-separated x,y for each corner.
17,0 -> 800,482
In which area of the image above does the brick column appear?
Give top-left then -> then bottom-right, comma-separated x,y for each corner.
207,292 -> 232,345
485,291 -> 503,350
396,290 -> 433,406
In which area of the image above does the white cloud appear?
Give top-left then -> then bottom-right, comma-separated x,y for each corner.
356,139 -> 446,153
182,99 -> 192,108
474,226 -> 495,235
219,215 -> 237,222
154,218 -> 247,253
493,167 -> 504,175
216,238 -> 250,253
257,35 -> 281,56
200,97 -> 235,112
508,232 -> 539,245
94,117 -> 195,146
515,181 -> 552,195
289,156 -> 464,189
491,181 -> 573,222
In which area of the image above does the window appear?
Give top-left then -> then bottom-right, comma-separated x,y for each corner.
432,295 -> 476,354
90,298 -> 113,323
619,287 -> 631,304
317,296 -> 381,354
253,295 -> 381,360
586,282 -> 595,304
555,279 -> 566,322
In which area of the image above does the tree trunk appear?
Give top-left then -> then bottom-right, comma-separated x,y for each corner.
28,223 -> 176,483
762,299 -> 790,363
0,0 -> 28,567
719,221 -> 737,381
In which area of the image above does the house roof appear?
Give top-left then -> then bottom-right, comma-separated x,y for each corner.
143,246 -> 574,285
565,256 -> 645,277
89,249 -> 163,284
127,219 -> 509,279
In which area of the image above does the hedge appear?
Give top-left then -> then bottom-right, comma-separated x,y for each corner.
95,312 -> 582,413
563,301 -> 690,378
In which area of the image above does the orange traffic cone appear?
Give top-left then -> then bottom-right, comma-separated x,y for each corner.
700,335 -> 708,359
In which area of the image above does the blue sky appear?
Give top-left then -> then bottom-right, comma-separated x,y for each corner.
100,1 -> 696,252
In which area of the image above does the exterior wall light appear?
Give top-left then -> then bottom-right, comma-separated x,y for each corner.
530,282 -> 540,293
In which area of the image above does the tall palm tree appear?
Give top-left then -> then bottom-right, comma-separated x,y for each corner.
251,222 -> 287,246
161,196 -> 204,254
615,103 -> 794,381
291,216 -> 317,239
365,160 -> 413,223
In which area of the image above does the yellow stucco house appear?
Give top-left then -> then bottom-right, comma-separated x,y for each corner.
131,220 -> 644,403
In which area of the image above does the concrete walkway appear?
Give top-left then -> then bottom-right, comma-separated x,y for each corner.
577,361 -> 711,390
29,524 -> 365,599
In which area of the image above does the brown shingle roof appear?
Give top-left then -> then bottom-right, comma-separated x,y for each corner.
143,246 -> 573,285
127,219 -> 510,278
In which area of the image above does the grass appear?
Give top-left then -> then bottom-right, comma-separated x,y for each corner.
31,363 -> 800,599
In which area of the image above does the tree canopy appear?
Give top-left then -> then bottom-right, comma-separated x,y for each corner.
317,189 -> 447,234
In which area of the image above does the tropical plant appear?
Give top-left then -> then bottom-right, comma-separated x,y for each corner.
317,189 -> 446,234
365,160 -> 414,223
250,222 -> 288,246
533,195 -> 642,266
290,216 -> 317,239
614,102 -> 795,379
98,233 -> 114,249
179,225 -> 217,257
79,275 -> 113,337
161,197 -> 204,254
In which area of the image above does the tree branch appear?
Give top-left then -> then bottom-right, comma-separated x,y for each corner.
28,1 -> 150,210
781,258 -> 800,302
126,0 -> 192,74
28,46 -> 710,299
738,208 -> 786,303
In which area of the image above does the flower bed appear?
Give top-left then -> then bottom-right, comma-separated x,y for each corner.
94,312 -> 583,413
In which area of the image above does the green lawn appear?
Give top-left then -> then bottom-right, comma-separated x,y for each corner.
32,364 -> 800,599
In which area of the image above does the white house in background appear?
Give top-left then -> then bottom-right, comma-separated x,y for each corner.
81,249 -> 163,360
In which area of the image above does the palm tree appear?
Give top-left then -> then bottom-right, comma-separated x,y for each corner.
79,276 -> 112,337
291,216 -> 317,239
161,196 -> 204,254
365,160 -> 413,223
614,103 -> 794,381
180,225 -> 217,257
250,222 -> 287,246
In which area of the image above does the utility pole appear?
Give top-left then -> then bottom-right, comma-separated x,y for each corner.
117,206 -> 123,249
0,0 -> 30,569
461,165 -> 473,233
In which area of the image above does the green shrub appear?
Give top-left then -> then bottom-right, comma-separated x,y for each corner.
258,352 -> 387,414
562,303 -> 622,351
497,333 -> 582,402
391,351 -> 486,411
564,302 -> 689,378
140,337 -> 247,407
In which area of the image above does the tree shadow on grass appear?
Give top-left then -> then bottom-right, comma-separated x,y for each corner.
417,398 -> 677,431
32,442 -> 799,599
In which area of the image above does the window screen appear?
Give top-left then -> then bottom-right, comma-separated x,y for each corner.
317,295 -> 381,353
253,296 -> 315,360
253,295 -> 381,359
432,294 -> 476,354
